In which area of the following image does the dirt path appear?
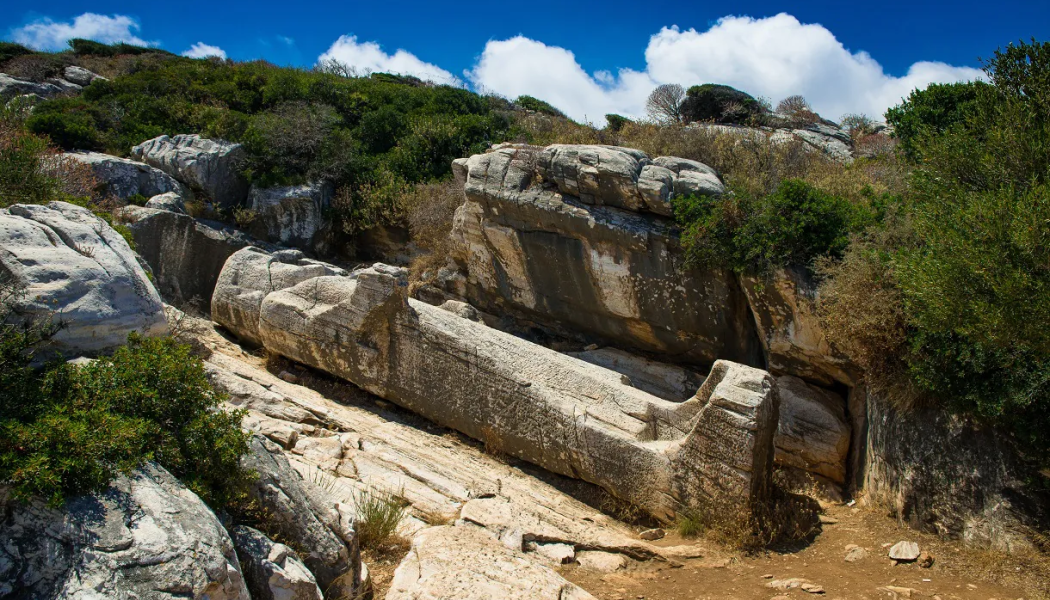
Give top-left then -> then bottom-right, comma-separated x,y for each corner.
562,503 -> 1049,600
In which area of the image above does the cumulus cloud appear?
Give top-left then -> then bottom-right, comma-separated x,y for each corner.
182,42 -> 227,59
468,13 -> 984,122
318,35 -> 461,86
10,13 -> 154,51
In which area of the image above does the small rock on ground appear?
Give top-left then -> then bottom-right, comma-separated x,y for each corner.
889,541 -> 921,562
639,528 -> 665,541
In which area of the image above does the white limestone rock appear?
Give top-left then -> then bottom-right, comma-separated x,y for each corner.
0,201 -> 167,357
132,134 -> 248,207
64,151 -> 188,200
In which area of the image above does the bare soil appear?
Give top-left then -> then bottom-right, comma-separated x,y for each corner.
561,503 -> 1050,600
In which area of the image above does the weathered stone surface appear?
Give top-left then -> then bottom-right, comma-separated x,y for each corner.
0,464 -> 249,599
0,73 -> 79,101
211,247 -> 346,345
0,201 -> 167,356
231,526 -> 324,600
538,144 -> 651,212
64,151 -> 188,200
122,207 -> 262,307
740,268 -> 858,387
240,435 -> 360,592
248,182 -> 333,252
214,253 -> 778,521
62,65 -> 106,86
202,348 -> 688,563
567,347 -> 704,401
448,144 -> 759,366
576,551 -> 628,572
145,190 -> 187,213
862,390 -> 1047,552
775,375 -> 851,484
387,525 -> 597,600
131,134 -> 248,207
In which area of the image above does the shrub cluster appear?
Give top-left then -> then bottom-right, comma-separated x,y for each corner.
680,84 -> 767,125
820,39 -> 1050,468
0,293 -> 251,507
674,179 -> 881,274
18,46 -> 511,236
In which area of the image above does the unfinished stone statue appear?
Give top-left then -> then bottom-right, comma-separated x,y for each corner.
213,248 -> 779,520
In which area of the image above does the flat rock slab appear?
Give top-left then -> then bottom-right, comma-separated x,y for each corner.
387,525 -> 596,600
889,541 -> 921,561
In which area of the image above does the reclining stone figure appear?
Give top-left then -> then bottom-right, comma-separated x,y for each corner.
213,247 -> 779,521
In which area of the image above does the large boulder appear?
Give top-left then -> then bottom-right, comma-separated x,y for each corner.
240,435 -> 362,594
0,73 -> 79,101
567,347 -> 704,401
448,145 -> 758,367
231,526 -> 324,600
131,134 -> 248,207
64,151 -> 188,201
775,375 -> 851,485
0,201 -> 167,356
211,247 -> 346,346
247,182 -> 333,253
387,525 -> 596,600
62,65 -> 106,87
215,254 -> 779,521
121,207 -> 263,307
0,464 -> 249,599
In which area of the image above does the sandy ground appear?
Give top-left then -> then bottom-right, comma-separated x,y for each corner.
561,503 -> 1050,600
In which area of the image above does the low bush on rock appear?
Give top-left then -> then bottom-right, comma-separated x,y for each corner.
681,84 -> 767,125
674,179 -> 881,274
0,288 -> 251,506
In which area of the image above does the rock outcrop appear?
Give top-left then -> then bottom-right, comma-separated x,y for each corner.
567,347 -> 704,401
740,268 -> 858,387
387,525 -> 596,600
145,190 -> 187,213
231,526 -> 324,600
0,73 -> 80,101
247,182 -> 333,253
240,435 -> 362,594
132,134 -> 248,207
692,118 -> 854,163
64,151 -> 188,201
0,464 -> 249,599
447,144 -> 761,367
62,65 -> 106,86
122,206 -> 264,308
0,201 -> 167,356
862,391 -> 1048,552
213,249 -> 779,521
775,375 -> 851,485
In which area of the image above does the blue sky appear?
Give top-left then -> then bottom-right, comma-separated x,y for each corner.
5,1 -> 1048,122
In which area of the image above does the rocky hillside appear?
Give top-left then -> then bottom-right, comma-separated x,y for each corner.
1,39 -> 1048,600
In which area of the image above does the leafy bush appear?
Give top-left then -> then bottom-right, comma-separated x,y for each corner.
680,84 -> 766,124
0,312 -> 252,507
821,39 -> 1050,467
514,95 -> 566,118
0,113 -> 99,207
674,179 -> 877,274
884,81 -> 984,159
0,42 -> 33,65
605,113 -> 631,131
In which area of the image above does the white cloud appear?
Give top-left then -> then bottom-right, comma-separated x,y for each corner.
278,36 -> 295,46
468,13 -> 984,122
318,35 -> 461,86
10,13 -> 154,51
183,42 -> 226,59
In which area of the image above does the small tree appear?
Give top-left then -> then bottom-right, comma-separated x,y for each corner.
646,83 -> 686,124
776,95 -> 811,115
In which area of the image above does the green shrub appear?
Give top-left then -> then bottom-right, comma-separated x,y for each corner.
674,179 -> 876,274
0,307 -> 252,506
515,95 -> 566,118
821,40 -> 1050,468
68,38 -> 169,57
680,84 -> 766,124
0,42 -> 34,65
352,486 -> 408,548
885,81 -> 985,159
605,114 -> 631,131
